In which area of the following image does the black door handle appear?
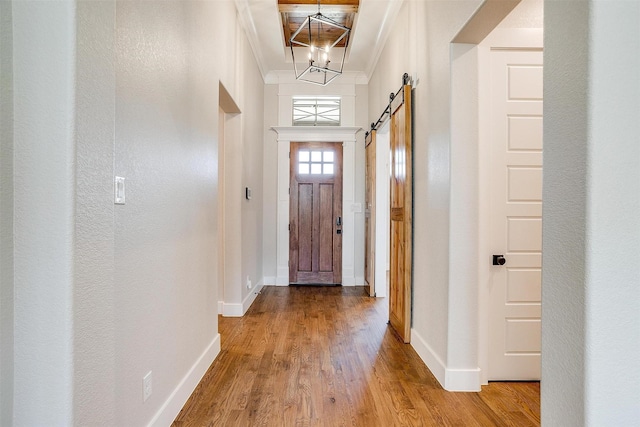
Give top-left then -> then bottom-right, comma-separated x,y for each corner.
336,217 -> 342,226
493,255 -> 506,266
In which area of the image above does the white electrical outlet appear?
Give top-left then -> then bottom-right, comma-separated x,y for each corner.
246,276 -> 252,289
143,371 -> 152,402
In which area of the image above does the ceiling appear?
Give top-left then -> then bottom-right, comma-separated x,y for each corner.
234,0 -> 403,83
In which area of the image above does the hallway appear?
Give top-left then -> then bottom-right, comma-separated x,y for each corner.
173,287 -> 540,426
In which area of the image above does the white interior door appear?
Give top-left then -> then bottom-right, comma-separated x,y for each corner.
488,49 -> 543,380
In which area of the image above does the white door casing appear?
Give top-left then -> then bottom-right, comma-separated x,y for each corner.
488,49 -> 543,380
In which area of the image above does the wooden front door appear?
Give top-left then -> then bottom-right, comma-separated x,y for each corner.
364,130 -> 376,296
389,84 -> 412,343
289,142 -> 343,285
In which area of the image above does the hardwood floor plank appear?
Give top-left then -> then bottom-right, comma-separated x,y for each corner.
172,286 -> 540,426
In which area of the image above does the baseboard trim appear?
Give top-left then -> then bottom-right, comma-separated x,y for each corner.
411,328 -> 481,392
275,276 -> 289,286
411,328 -> 446,388
242,279 -> 264,314
444,367 -> 481,392
222,302 -> 243,317
147,334 -> 221,427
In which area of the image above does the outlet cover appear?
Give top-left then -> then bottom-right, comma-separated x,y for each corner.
143,371 -> 152,402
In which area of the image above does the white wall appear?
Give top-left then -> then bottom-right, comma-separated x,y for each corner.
369,0 -> 543,391
5,0 -> 264,425
11,2 -> 76,424
262,74 -> 367,287
368,0 -> 483,388
0,1 -> 14,424
74,1 -> 117,424
219,14 -> 265,316
543,1 -> 640,424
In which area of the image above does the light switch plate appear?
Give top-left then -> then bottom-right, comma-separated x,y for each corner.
115,176 -> 125,205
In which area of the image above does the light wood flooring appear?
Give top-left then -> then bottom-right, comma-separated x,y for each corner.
173,286 -> 540,426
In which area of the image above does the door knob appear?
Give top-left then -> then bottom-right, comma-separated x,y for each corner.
492,255 -> 506,266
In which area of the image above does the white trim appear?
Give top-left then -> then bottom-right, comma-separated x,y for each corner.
147,334 -> 221,427
445,368 -> 482,392
222,280 -> 266,317
242,279 -> 265,314
262,276 -> 277,286
411,329 -> 482,392
342,277 -> 356,286
222,302 -> 243,317
271,126 -> 362,141
275,276 -> 289,286
272,126 -> 362,288
411,328 -> 446,388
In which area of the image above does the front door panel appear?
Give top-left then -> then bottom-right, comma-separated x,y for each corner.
290,142 -> 343,285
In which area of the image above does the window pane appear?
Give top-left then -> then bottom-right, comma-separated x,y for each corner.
323,163 -> 334,175
292,97 -> 340,126
323,151 -> 334,162
299,163 -> 309,174
311,163 -> 322,174
311,151 -> 322,162
299,151 -> 309,162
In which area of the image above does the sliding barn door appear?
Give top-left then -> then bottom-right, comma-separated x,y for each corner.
389,85 -> 412,343
364,130 -> 377,297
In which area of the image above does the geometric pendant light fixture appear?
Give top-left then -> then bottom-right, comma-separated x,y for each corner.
289,1 -> 351,86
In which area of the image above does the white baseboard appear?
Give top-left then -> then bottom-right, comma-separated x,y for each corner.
275,276 -> 289,286
445,367 -> 481,392
147,334 -> 221,427
411,328 -> 481,392
242,279 -> 264,313
222,302 -> 243,317
262,276 -> 276,286
222,280 -> 266,317
342,276 -> 356,286
411,328 -> 446,388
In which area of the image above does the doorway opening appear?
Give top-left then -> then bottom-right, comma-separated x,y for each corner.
218,82 -> 241,315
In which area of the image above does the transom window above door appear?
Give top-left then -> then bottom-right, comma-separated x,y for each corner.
298,150 -> 335,175
292,97 -> 341,126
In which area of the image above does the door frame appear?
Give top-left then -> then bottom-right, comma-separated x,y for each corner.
271,127 -> 362,287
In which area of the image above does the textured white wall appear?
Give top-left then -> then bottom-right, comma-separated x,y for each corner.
368,0 -> 481,386
543,1 -> 640,424
262,84 -> 279,282
5,0 -> 264,425
74,1 -> 117,424
0,1 -> 14,424
11,1 -> 76,424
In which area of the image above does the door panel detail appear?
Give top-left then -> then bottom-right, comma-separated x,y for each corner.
290,142 -> 343,285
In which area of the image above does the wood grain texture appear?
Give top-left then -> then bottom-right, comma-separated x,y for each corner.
389,84 -> 412,343
364,131 -> 376,297
290,142 -> 342,285
173,286 -> 540,426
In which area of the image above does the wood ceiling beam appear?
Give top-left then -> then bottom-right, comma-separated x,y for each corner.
277,0 -> 359,14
